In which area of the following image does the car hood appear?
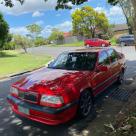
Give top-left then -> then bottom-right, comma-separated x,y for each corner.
13,67 -> 85,91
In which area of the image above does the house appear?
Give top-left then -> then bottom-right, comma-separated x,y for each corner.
63,32 -> 72,38
61,32 -> 85,44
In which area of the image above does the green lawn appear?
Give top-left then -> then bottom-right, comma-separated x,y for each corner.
50,41 -> 84,47
0,50 -> 52,78
62,41 -> 84,46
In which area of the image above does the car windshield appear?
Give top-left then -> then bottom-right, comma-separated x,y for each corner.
48,52 -> 97,71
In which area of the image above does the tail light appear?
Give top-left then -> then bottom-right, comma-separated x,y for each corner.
40,94 -> 64,108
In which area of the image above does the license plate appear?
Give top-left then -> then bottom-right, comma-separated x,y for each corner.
18,106 -> 29,115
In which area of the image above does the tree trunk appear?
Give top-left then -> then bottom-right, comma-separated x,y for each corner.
119,1 -> 133,34
22,45 -> 27,53
131,0 -> 136,44
92,28 -> 95,38
23,48 -> 27,53
128,24 -> 133,34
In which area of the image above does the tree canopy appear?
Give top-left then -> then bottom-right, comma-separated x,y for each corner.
48,28 -> 64,42
108,0 -> 136,35
107,0 -> 119,5
26,24 -> 42,39
1,0 -> 87,9
0,12 -> 9,49
71,6 -> 109,38
13,35 -> 31,53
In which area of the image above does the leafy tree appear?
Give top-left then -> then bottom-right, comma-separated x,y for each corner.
0,12 -> 9,50
48,28 -> 64,42
108,0 -> 134,34
6,33 -> 13,43
55,0 -> 87,9
4,41 -> 16,50
71,6 -> 109,38
1,0 -> 87,9
26,24 -> 42,39
108,0 -> 119,5
3,34 -> 15,50
13,35 -> 31,53
34,37 -> 47,46
108,0 -> 136,42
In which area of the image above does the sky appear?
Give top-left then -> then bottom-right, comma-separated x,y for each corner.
0,0 -> 126,38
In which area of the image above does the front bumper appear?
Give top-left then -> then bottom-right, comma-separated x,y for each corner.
7,95 -> 78,125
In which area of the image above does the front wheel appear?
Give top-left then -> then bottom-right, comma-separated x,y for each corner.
86,44 -> 90,48
101,44 -> 106,47
120,42 -> 126,46
78,90 -> 95,118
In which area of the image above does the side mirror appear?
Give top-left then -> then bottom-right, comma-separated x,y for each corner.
97,65 -> 108,72
45,59 -> 54,67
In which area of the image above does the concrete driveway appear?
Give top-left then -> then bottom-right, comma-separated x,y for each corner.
0,46 -> 136,136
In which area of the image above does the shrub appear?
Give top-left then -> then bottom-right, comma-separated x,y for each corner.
109,37 -> 118,46
34,37 -> 47,46
3,42 -> 16,50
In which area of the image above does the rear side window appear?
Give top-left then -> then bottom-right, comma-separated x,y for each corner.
107,49 -> 118,63
98,51 -> 110,65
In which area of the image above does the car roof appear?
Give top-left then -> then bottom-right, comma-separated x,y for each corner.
67,47 -> 112,53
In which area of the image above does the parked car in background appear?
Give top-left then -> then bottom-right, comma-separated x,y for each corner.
7,48 -> 126,125
118,35 -> 135,46
84,38 -> 111,47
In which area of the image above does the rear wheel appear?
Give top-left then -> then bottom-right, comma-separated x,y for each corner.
78,90 -> 95,118
117,71 -> 125,84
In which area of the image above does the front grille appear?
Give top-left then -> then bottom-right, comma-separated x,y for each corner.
18,91 -> 38,103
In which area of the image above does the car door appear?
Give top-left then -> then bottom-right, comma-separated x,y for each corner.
95,38 -> 100,46
92,51 -> 111,96
107,49 -> 120,81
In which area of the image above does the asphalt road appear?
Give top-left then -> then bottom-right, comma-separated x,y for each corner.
0,46 -> 136,136
27,46 -> 82,57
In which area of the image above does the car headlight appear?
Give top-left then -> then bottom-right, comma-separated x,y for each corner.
40,94 -> 64,108
10,87 -> 18,96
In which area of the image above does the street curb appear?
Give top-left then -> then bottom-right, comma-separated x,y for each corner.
10,70 -> 31,77
0,66 -> 44,80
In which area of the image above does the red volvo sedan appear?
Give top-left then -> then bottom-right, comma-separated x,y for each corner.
7,48 -> 126,125
84,38 -> 111,47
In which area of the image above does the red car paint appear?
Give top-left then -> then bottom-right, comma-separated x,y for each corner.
7,48 -> 126,125
84,38 -> 111,47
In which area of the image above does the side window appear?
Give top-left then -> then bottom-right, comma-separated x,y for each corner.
107,49 -> 118,63
99,51 -> 110,65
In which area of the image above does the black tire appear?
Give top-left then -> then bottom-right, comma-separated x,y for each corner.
77,90 -> 95,118
117,71 -> 125,84
120,42 -> 126,46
